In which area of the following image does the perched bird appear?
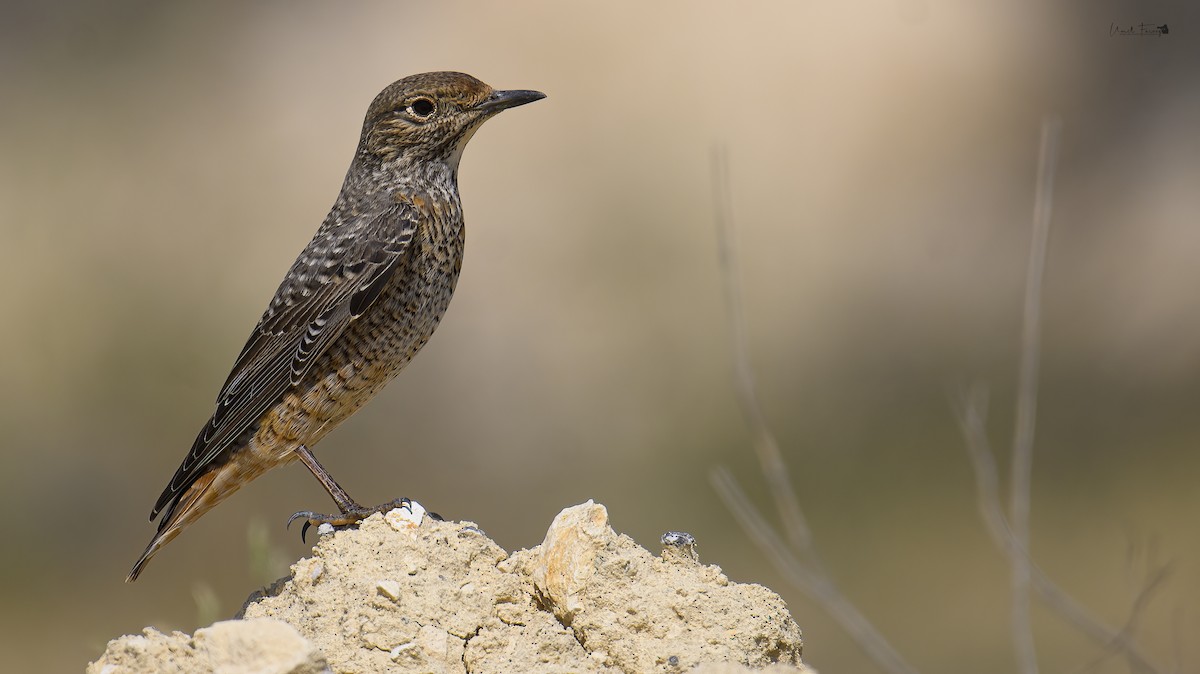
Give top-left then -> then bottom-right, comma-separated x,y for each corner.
128,72 -> 544,582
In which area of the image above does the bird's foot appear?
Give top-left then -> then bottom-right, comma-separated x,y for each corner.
287,497 -> 415,543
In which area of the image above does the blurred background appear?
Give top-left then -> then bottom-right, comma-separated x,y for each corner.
2,1 -> 1198,672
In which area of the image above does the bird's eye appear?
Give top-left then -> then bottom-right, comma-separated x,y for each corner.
408,97 -> 436,119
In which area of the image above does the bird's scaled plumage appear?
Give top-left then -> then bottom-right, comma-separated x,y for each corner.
128,72 -> 544,581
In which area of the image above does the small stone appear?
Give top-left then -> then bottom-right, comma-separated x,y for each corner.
309,560 -> 324,581
661,530 -> 699,563
317,523 -> 335,537
384,501 -> 426,530
661,531 -> 695,547
389,642 -> 416,660
376,579 -> 402,601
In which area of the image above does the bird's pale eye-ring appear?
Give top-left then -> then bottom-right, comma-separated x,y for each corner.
407,97 -> 436,119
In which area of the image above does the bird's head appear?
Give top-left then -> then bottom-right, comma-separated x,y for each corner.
358,71 -> 544,173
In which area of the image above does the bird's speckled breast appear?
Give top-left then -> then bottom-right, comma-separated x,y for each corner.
256,189 -> 465,457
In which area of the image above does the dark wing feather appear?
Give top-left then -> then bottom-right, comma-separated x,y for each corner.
150,202 -> 419,521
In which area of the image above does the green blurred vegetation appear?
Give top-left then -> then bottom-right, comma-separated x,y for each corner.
1,1 -> 1197,672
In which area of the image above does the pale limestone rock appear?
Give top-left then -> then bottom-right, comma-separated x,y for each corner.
91,501 -> 807,673
515,501 -> 805,672
87,618 -> 328,674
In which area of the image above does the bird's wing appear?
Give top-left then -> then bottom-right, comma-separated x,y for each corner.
150,201 -> 420,522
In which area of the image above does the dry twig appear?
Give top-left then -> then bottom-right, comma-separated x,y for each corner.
953,387 -> 1166,674
1008,115 -> 1061,674
709,146 -> 918,674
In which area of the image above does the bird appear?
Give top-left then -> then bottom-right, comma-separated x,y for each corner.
127,72 -> 545,582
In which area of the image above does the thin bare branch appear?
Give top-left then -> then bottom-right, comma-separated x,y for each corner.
710,146 -> 918,674
711,145 -> 816,560
1010,114 -> 1062,674
710,466 -> 825,593
954,388 -> 1165,673
712,467 -> 920,674
1070,563 -> 1171,674
953,383 -> 1011,552
951,131 -> 1170,665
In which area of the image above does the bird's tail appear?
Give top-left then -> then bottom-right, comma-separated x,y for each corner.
127,469 -> 225,582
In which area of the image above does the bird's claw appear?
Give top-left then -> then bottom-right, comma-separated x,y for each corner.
286,497 -> 416,543
286,510 -> 323,543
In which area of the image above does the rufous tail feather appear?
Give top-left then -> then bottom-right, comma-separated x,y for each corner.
127,470 -> 222,582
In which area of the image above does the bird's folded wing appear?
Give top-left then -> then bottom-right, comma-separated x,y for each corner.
150,202 -> 419,521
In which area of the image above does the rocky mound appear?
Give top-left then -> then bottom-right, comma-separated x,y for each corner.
89,501 -> 811,673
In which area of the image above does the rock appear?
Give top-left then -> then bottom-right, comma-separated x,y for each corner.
87,618 -> 328,674
91,501 -> 811,673
515,502 -> 805,672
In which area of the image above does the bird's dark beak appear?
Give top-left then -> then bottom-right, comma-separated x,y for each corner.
476,89 -> 546,113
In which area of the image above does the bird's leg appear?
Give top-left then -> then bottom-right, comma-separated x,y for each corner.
293,444 -> 359,512
287,444 -> 412,542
